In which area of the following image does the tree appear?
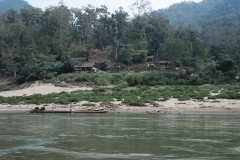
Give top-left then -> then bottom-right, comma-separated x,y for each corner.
118,48 -> 133,65
40,4 -> 72,60
2,41 -> 20,78
71,5 -> 97,45
19,39 -> 37,68
216,59 -> 235,73
129,0 -> 152,16
94,5 -> 111,48
20,5 -> 43,27
132,50 -> 147,63
114,7 -> 129,43
4,8 -> 20,24
112,16 -> 119,60
55,4 -> 72,59
146,13 -> 173,56
130,16 -> 148,50
99,59 -> 113,71
161,37 -> 188,62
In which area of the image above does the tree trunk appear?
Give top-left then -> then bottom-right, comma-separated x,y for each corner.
115,49 -> 118,60
13,68 -> 16,78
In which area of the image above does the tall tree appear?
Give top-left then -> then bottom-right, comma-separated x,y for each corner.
40,3 -> 72,59
146,13 -> 173,56
114,7 -> 129,44
20,5 -> 43,27
71,5 -> 97,45
94,5 -> 111,48
130,16 -> 148,50
129,0 -> 152,16
2,41 -> 20,78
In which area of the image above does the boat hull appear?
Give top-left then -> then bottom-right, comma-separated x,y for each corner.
30,110 -> 107,113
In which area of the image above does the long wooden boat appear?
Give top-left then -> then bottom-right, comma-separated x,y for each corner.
30,109 -> 107,114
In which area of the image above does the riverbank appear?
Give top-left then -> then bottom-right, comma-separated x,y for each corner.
1,98 -> 240,114
0,81 -> 92,97
0,82 -> 240,114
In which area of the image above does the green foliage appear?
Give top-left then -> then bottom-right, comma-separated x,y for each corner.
132,50 -> 147,63
216,59 -> 235,73
0,0 -> 240,87
118,48 -> 133,65
74,72 -> 94,82
59,59 -> 75,73
130,16 -> 148,50
182,56 -> 194,67
111,73 -> 126,84
1,84 -> 240,106
157,0 -> 238,27
126,73 -> 142,86
58,73 -> 76,82
93,72 -> 112,86
16,62 -> 62,83
224,70 -> 237,83
115,62 -> 126,72
69,45 -> 91,58
54,67 -> 238,87
99,59 -> 113,71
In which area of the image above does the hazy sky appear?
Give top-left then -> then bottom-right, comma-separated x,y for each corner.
26,0 -> 202,13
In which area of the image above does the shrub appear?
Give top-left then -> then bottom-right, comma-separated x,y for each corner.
59,59 -> 75,73
118,48 -> 133,65
75,72 -> 94,82
111,73 -> 126,84
93,72 -> 112,86
132,50 -> 147,63
126,73 -> 142,86
17,62 -> 62,83
99,59 -> 113,71
224,70 -> 237,83
188,76 -> 203,85
216,59 -> 235,73
58,73 -> 76,82
55,98 -> 69,104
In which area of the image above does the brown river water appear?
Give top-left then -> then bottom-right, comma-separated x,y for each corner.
0,113 -> 240,159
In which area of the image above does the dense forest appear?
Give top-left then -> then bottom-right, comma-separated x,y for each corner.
0,0 -> 29,13
0,0 -> 240,86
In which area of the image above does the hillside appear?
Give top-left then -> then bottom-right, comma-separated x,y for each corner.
0,1 -> 239,86
0,0 -> 29,12
157,0 -> 240,27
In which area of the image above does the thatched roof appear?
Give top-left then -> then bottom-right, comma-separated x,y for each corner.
74,62 -> 96,68
147,56 -> 154,59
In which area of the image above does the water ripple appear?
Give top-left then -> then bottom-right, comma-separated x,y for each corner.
0,144 -> 153,159
172,138 -> 228,144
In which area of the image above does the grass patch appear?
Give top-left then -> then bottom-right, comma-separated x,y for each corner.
1,84 -> 240,106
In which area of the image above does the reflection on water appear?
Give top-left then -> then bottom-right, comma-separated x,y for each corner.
0,113 -> 240,159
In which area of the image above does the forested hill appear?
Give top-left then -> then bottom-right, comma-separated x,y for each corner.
0,0 -> 29,13
157,0 -> 240,27
0,0 -> 240,86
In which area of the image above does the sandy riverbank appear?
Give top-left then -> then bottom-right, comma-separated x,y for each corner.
0,81 -> 92,97
0,82 -> 240,114
1,99 -> 240,114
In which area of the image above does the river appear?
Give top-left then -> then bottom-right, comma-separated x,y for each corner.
0,113 -> 239,159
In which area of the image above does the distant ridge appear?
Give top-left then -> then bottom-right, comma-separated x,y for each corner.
0,0 -> 29,13
156,0 -> 240,27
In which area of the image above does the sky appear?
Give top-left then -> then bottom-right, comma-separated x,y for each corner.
26,0 -> 202,13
